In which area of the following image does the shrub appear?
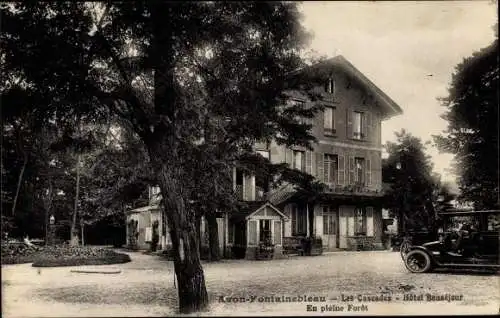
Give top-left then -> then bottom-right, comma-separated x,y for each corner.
0,242 -> 131,267
31,246 -> 131,267
1,241 -> 39,264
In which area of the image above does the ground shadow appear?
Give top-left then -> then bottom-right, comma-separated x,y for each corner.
432,268 -> 499,276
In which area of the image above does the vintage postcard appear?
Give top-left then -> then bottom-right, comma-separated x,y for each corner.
1,1 -> 498,316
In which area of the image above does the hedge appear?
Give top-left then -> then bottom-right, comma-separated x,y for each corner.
1,243 -> 131,267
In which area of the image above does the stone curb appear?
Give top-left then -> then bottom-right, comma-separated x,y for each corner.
70,267 -> 121,274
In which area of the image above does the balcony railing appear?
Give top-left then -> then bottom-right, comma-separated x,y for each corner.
235,184 -> 244,200
323,183 -> 382,196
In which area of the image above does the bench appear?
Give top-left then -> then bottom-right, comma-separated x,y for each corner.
283,236 -> 305,255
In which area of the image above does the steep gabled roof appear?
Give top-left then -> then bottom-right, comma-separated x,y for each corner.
288,55 -> 403,120
230,201 -> 288,222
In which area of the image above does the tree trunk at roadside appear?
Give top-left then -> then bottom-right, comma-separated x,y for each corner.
70,153 -> 81,246
156,161 -> 209,313
11,155 -> 27,216
80,222 -> 85,246
206,213 -> 220,262
43,181 -> 54,246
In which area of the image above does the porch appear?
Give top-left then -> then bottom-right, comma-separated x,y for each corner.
281,193 -> 385,251
226,201 -> 288,260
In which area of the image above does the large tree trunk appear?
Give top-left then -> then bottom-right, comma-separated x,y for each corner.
11,155 -> 28,216
206,213 -> 220,262
157,164 -> 208,313
195,214 -> 202,258
70,153 -> 81,246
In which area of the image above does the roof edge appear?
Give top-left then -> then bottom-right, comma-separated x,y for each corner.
289,55 -> 403,119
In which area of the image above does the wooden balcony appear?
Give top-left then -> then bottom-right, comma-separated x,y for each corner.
322,182 -> 383,197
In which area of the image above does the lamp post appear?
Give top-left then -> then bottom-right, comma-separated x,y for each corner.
395,161 -> 404,234
48,215 -> 56,245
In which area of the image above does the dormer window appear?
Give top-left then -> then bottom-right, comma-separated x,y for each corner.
325,77 -> 335,94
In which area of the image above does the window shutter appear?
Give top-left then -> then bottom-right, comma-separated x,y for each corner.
273,220 -> 282,245
367,112 -> 373,142
366,157 -> 372,186
248,220 -> 257,245
362,112 -> 368,140
348,156 -> 355,185
291,205 -> 297,236
329,157 -> 335,184
337,155 -> 345,186
305,150 -> 312,175
323,155 -> 330,184
366,207 -> 374,236
301,151 -> 306,171
346,109 -> 353,139
316,152 -> 324,182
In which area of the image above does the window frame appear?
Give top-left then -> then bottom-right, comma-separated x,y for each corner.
354,207 -> 367,235
325,77 -> 335,95
323,154 -> 339,185
323,106 -> 336,135
354,157 -> 365,184
293,150 -> 306,172
352,111 -> 364,140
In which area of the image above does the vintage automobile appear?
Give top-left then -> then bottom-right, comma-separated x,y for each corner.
401,209 -> 500,273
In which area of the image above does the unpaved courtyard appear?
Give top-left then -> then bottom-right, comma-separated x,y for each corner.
2,250 -> 499,316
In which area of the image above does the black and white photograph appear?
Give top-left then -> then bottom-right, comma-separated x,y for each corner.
1,1 -> 498,316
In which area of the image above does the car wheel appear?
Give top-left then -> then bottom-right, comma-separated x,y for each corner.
400,241 -> 411,260
404,250 -> 432,273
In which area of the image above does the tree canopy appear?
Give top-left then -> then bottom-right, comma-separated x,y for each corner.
1,2 -> 319,313
433,34 -> 499,210
383,130 -> 440,233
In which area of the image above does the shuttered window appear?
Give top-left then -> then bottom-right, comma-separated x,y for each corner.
293,150 -> 305,171
316,152 -> 324,182
324,106 -> 336,135
323,154 -> 338,185
355,157 -> 364,184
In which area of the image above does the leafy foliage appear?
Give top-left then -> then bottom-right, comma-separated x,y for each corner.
383,130 -> 440,232
433,37 -> 499,210
1,2 -> 318,312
